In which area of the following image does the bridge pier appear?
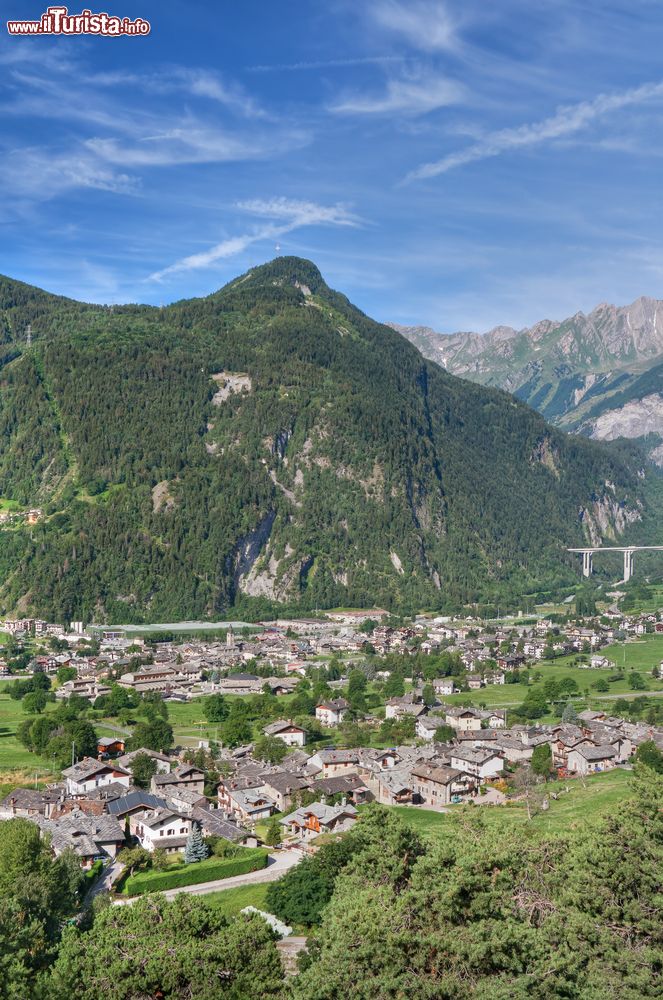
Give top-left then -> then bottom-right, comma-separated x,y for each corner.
569,545 -> 662,580
623,549 -> 634,583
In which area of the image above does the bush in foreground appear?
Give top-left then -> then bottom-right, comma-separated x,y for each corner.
49,895 -> 283,999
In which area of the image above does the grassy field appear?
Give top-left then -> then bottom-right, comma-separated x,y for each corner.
442,635 -> 663,715
389,768 -> 631,839
621,584 -> 663,614
602,632 -> 663,671
0,686 -> 58,774
204,882 -> 270,915
166,695 -> 305,748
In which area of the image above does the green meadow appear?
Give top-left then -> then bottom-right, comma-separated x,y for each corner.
389,768 -> 631,839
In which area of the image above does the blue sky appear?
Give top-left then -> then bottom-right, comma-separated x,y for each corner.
1,0 -> 663,331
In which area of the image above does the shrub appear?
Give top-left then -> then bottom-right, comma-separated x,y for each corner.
80,859 -> 104,897
123,849 -> 268,895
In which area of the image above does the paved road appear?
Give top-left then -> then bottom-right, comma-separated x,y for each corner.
113,849 -> 303,906
599,689 -> 663,700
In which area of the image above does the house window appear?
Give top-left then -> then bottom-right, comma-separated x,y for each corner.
160,830 -> 164,836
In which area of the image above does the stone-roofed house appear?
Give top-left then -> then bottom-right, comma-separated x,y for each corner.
567,743 -> 617,776
225,788 -> 275,822
281,749 -> 314,773
444,706 -> 483,731
411,763 -> 477,806
191,805 -> 257,846
28,810 -> 125,866
315,698 -> 350,727
280,799 -> 358,840
117,748 -> 172,775
308,748 -> 360,779
62,758 -> 132,796
260,771 -> 311,811
385,694 -> 426,720
129,807 -> 192,853
166,786 -> 208,814
372,768 -> 414,805
97,736 -> 126,757
449,747 -> 504,780
433,678 -> 455,696
0,786 -> 65,819
416,716 -> 442,741
466,674 -> 484,690
262,720 -> 307,747
151,764 -> 205,796
315,774 -> 370,804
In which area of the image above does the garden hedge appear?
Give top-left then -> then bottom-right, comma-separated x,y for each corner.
124,848 -> 269,895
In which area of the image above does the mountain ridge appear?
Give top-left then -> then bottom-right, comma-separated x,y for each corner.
391,295 -> 663,460
0,258 -> 659,622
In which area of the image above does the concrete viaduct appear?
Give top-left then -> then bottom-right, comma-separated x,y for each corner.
568,545 -> 663,583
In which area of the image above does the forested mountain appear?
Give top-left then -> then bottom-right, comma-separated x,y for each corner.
0,259 -> 659,623
393,296 -> 663,464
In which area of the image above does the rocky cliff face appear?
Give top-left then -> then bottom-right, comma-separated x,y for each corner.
392,296 -> 663,462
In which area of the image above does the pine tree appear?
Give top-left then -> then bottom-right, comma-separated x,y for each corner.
265,817 -> 282,847
184,822 -> 209,864
561,700 -> 579,724
531,742 -> 554,781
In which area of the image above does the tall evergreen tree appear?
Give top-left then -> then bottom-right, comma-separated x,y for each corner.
184,822 -> 209,864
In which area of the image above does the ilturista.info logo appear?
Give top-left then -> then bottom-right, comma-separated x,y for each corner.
7,6 -> 151,35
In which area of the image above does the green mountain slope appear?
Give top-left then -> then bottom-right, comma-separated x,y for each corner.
0,259 -> 658,622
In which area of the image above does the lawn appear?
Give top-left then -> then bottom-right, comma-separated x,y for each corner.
204,882 -> 270,916
602,632 -> 663,672
388,768 -> 632,839
0,686 -> 59,775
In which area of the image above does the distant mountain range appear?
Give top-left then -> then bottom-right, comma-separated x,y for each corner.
392,296 -> 663,465
0,260 -> 659,623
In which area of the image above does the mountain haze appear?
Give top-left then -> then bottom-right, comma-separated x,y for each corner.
0,260 -> 657,623
392,296 -> 663,461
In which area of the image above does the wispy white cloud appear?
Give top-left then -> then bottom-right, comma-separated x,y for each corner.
330,67 -> 463,116
0,53 -> 305,200
0,146 -> 138,199
368,1 -> 458,53
247,55 -> 404,73
82,66 -> 265,118
405,79 -> 663,181
237,197 -> 360,226
149,199 -> 360,281
85,122 -> 304,168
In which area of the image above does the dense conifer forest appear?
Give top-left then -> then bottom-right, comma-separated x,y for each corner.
0,258 -> 658,623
